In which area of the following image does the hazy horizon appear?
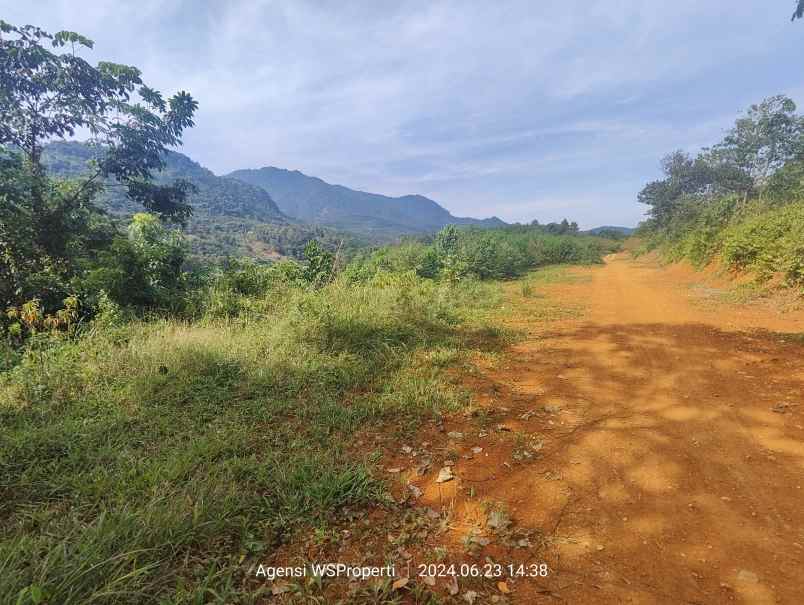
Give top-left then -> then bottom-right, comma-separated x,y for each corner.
5,1 -> 804,228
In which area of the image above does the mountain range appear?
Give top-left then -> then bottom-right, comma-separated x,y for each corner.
44,141 -> 286,223
42,142 -> 507,260
227,166 -> 505,236
584,225 -> 635,236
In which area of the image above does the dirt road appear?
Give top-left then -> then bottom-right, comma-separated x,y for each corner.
422,254 -> 804,604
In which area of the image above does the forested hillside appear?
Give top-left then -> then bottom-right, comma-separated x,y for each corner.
228,166 -> 506,237
45,141 -> 285,221
43,142 -> 363,262
636,95 -> 804,288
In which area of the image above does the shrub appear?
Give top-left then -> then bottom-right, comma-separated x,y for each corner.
720,201 -> 804,285
347,226 -> 609,284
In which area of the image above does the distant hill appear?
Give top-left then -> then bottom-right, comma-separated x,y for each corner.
42,142 -> 362,262
44,141 -> 286,223
584,225 -> 635,237
226,166 -> 506,236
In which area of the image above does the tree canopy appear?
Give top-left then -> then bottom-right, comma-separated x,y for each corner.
711,95 -> 804,188
638,95 -> 804,228
0,20 -> 198,223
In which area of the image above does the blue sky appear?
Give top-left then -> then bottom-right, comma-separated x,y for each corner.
4,1 -> 804,227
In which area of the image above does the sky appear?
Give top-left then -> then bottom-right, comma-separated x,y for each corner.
4,1 -> 804,228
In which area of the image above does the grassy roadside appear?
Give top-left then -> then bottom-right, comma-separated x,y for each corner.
236,264 -> 591,604
0,272 -> 507,604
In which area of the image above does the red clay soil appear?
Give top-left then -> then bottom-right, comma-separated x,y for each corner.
412,254 -> 804,604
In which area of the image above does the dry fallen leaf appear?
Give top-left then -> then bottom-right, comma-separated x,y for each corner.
498,580 -> 511,593
271,581 -> 290,595
447,574 -> 459,595
392,577 -> 409,590
436,467 -> 455,483
422,574 -> 436,586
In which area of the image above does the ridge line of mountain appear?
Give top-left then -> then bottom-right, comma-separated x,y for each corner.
226,165 -> 506,236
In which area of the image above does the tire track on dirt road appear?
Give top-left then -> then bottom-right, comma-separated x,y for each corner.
420,254 -> 804,604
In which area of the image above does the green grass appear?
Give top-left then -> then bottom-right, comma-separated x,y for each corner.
0,272 -> 502,604
523,265 -> 592,285
509,267 -> 588,322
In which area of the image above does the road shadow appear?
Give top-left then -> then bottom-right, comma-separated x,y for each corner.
449,322 -> 804,604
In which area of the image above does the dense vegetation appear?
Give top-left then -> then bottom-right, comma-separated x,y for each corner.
0,219 -> 612,603
636,95 -> 804,288
0,261 -> 500,604
348,224 -> 614,282
0,20 -> 203,334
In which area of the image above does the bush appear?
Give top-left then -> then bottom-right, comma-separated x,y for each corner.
645,195 -> 804,288
720,201 -> 804,285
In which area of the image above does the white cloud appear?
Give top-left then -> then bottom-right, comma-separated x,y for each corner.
4,0 -> 803,227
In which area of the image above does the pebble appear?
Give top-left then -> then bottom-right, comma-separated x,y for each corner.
737,569 -> 759,583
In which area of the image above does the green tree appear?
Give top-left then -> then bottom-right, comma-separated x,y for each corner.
415,248 -> 441,279
712,95 -> 804,192
434,225 -> 460,257
302,240 -> 335,286
765,159 -> 804,202
0,148 -> 113,312
0,20 -> 198,223
638,150 -> 754,227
